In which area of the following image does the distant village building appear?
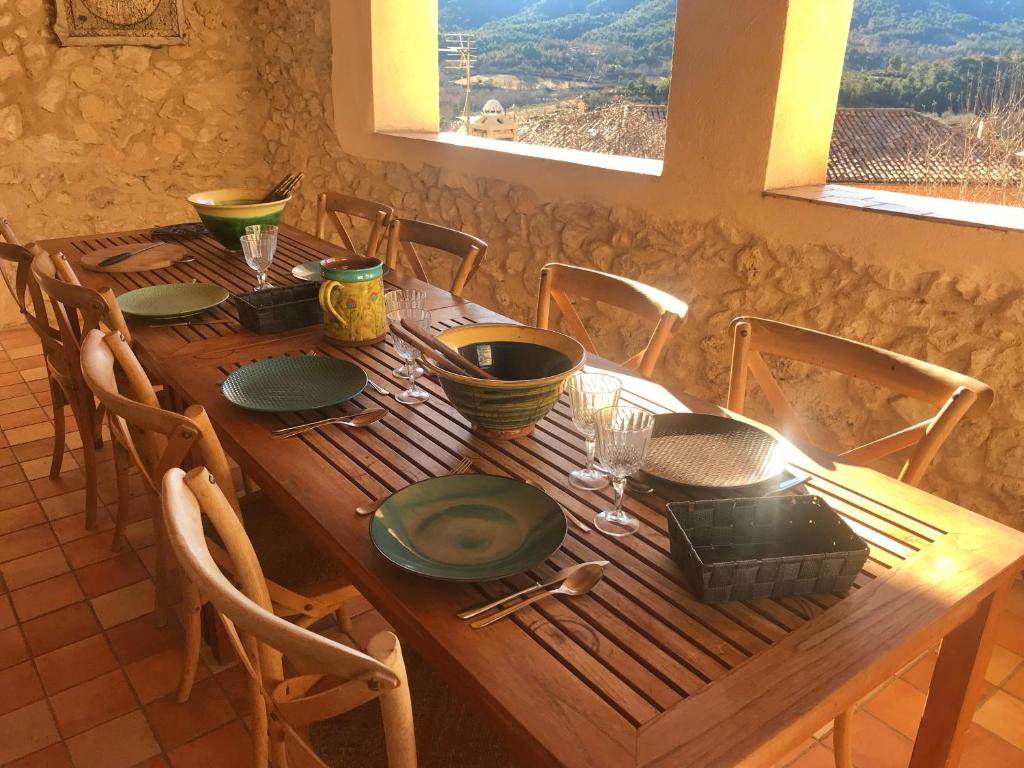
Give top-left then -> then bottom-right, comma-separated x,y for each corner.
467,100 -> 518,141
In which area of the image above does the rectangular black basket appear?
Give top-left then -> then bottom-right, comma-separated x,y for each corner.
234,282 -> 321,335
667,495 -> 868,604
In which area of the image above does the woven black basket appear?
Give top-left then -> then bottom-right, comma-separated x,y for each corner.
667,495 -> 868,604
234,283 -> 321,335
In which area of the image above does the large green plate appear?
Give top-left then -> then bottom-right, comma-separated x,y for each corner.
292,259 -> 390,282
221,355 -> 367,413
370,474 -> 567,581
117,283 -> 229,319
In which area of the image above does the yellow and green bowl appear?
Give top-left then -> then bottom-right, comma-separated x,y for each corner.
187,188 -> 290,251
423,324 -> 586,440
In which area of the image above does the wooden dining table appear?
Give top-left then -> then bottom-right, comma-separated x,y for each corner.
42,222 -> 1024,768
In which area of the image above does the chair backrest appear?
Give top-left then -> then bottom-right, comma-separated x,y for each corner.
0,243 -> 42,316
726,316 -> 994,486
385,218 -> 487,296
79,329 -> 239,504
0,214 -> 20,245
162,466 -> 401,765
316,192 -> 394,258
536,262 -> 689,378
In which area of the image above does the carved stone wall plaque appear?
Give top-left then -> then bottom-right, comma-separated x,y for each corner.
53,0 -> 188,47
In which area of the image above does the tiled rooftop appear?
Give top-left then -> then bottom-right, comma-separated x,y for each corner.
0,323 -> 1021,767
827,107 -> 1024,186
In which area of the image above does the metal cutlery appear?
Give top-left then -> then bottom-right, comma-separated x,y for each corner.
355,457 -> 474,516
457,560 -> 609,620
523,478 -> 591,533
272,408 -> 388,439
97,242 -> 163,267
365,378 -> 390,397
470,562 -> 606,629
151,318 -> 236,328
768,473 -> 811,495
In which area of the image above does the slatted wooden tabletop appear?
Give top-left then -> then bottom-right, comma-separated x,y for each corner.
41,224 -> 1024,767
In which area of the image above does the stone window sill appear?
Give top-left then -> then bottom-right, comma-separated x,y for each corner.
376,130 -> 664,177
766,184 -> 1024,233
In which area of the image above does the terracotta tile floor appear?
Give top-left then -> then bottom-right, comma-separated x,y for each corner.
0,325 -> 1021,767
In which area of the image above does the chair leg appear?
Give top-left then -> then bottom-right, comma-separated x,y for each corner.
266,704 -> 285,768
370,633 -> 417,768
92,401 -> 105,449
111,442 -> 131,552
335,604 -> 353,636
48,378 -> 67,479
833,709 -> 854,768
176,580 -> 204,703
152,494 -> 172,628
77,395 -> 99,531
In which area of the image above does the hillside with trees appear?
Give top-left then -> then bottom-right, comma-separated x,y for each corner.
438,0 -> 1024,119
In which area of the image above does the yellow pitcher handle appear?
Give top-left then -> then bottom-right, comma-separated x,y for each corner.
318,282 -> 348,327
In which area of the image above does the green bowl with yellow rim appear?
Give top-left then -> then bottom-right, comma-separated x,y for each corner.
187,187 -> 289,251
422,323 -> 586,440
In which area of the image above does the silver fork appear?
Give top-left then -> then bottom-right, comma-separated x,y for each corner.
355,457 -> 474,516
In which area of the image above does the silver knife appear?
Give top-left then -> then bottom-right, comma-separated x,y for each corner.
456,560 -> 610,620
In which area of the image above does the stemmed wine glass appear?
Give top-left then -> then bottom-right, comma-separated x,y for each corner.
240,225 -> 277,290
566,372 -> 622,490
384,290 -> 426,380
593,406 -> 655,537
387,307 -> 432,405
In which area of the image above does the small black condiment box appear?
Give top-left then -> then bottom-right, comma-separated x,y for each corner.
667,496 -> 869,604
234,283 -> 321,335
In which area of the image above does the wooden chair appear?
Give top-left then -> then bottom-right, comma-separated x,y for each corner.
315,192 -> 394,258
385,219 -> 487,296
725,316 -> 993,768
726,316 -> 992,487
162,465 -> 415,768
0,213 -> 19,244
28,249 -> 127,530
80,328 -> 361,706
535,263 -> 689,378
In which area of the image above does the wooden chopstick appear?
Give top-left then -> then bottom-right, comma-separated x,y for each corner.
390,324 -> 473,378
399,319 -> 497,380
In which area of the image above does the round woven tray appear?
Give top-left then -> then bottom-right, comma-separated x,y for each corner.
640,412 -> 790,490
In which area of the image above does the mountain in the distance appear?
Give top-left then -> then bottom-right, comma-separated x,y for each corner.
440,0 -> 1024,76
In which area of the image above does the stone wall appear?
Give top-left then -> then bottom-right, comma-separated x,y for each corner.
254,1 -> 1023,530
0,0 -> 268,255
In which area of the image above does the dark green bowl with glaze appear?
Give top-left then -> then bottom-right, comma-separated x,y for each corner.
187,188 -> 289,251
370,474 -> 567,581
422,324 -> 586,440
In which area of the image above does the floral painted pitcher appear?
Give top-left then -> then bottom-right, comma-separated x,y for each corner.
318,255 -> 386,346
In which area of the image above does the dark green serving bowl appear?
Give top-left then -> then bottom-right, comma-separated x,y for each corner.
187,188 -> 289,251
370,474 -> 567,581
422,324 -> 586,440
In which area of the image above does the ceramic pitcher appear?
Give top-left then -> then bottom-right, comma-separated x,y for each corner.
318,255 -> 386,346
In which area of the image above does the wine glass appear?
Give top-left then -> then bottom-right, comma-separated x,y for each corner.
566,372 -> 622,490
388,307 -> 432,405
384,290 -> 426,380
240,227 -> 277,291
593,406 -> 655,537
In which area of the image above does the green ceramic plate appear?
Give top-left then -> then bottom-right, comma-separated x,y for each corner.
221,355 -> 367,413
292,259 -> 389,282
117,283 -> 229,319
370,474 -> 567,581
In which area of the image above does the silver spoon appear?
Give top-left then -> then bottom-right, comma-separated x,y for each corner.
471,562 -> 606,629
271,408 -> 387,439
457,560 -> 609,619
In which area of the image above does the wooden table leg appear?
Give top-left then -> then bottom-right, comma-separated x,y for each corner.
909,579 -> 1011,768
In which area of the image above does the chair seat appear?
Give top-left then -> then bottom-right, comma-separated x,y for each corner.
310,649 -> 519,768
